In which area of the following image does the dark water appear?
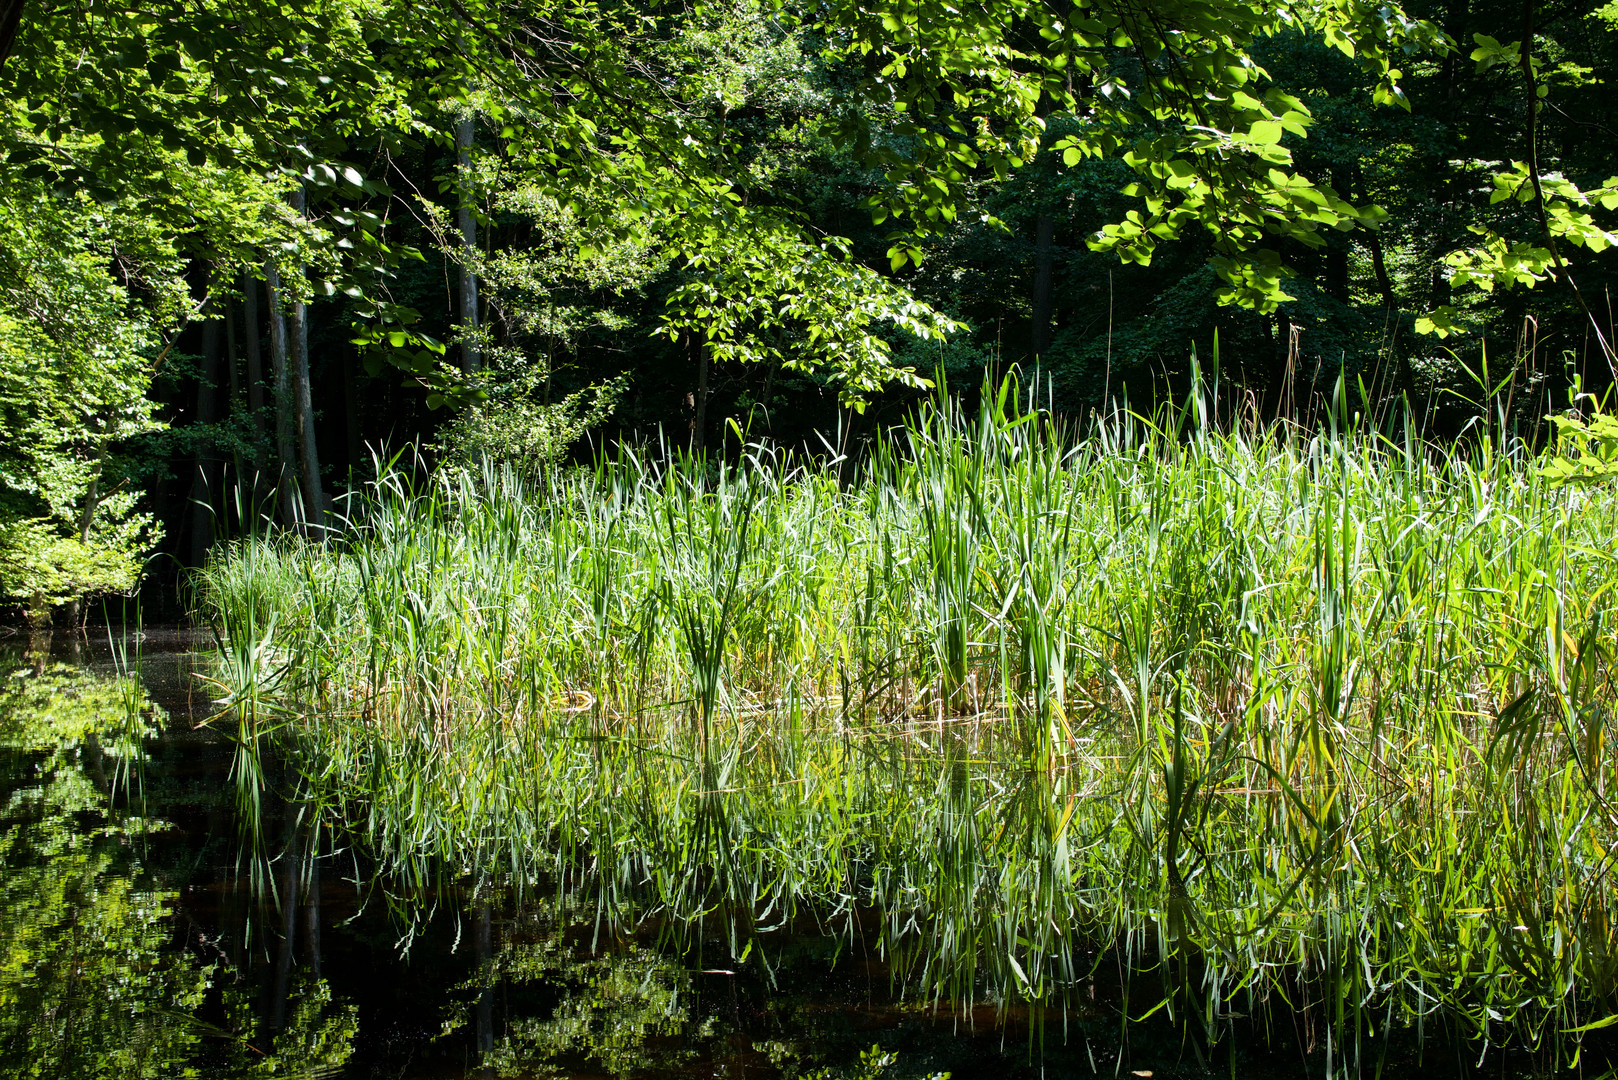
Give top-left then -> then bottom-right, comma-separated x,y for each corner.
0,628 -> 1586,1080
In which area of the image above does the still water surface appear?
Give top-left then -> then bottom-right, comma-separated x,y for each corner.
2,628 -> 1565,1079
0,629 -> 1115,1079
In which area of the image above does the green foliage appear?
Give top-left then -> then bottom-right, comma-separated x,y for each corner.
453,935 -> 691,1077
0,186 -> 174,617
802,1046 -> 949,1080
246,976 -> 359,1078
823,0 -> 1448,309
665,230 -> 962,402
1417,28 -> 1618,343
1421,163 -> 1618,338
1539,406 -> 1618,486
432,375 -> 627,473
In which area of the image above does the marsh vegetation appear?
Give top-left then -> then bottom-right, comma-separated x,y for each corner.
198,384 -> 1618,1076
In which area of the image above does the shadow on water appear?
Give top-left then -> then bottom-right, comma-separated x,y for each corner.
1,625 -> 1613,1079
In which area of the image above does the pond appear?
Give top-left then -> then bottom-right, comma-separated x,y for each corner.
0,628 -> 1602,1079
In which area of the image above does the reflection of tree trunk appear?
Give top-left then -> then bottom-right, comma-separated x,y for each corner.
457,116 -> 482,374
475,901 -> 495,1075
265,266 -> 301,529
26,626 -> 49,673
81,733 -> 109,792
268,804 -> 303,1038
219,858 -> 246,973
287,185 -> 326,531
188,298 -> 222,568
1031,212 -> 1055,359
304,825 -> 321,979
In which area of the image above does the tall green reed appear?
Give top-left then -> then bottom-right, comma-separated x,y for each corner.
197,377 -> 1618,1075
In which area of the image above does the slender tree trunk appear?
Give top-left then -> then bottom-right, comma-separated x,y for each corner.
241,271 -> 269,530
242,269 -> 266,435
1324,243 -> 1349,303
223,295 -> 244,537
1031,211 -> 1055,359
691,335 -> 710,454
1364,230 -> 1417,398
457,116 -> 481,374
60,447 -> 106,631
225,296 -> 241,404
0,0 -> 24,74
344,341 -> 362,473
187,299 -> 222,568
287,184 -> 326,530
760,354 -> 783,432
265,264 -> 301,529
1366,231 -> 1398,309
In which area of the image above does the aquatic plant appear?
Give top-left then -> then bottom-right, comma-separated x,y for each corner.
199,381 -> 1618,1075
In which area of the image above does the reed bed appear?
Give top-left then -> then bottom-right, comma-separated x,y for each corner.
200,384 -> 1618,1074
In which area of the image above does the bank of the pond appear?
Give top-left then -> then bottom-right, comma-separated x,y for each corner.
199,396 -> 1618,1077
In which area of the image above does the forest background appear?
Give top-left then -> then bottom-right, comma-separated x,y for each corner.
1,0 -> 1615,622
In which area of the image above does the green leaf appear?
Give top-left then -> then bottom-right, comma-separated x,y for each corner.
1564,1014 -> 1618,1034
1247,121 -> 1284,145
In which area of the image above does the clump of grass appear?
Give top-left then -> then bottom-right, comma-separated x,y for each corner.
198,379 -> 1618,1075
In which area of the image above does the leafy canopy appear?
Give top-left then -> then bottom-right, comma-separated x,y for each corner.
821,0 -> 1449,310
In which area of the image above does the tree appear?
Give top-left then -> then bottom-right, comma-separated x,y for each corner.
1417,18 -> 1618,374
0,188 -> 177,623
820,0 -> 1450,310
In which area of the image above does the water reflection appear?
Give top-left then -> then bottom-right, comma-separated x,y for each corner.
0,635 -> 983,1080
0,639 -> 355,1079
6,631 -> 1566,1079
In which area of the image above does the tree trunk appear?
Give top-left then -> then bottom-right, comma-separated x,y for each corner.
457,116 -> 481,374
1324,243 -> 1349,303
187,298 -> 222,568
690,335 -> 709,454
344,340 -> 362,473
225,296 -> 241,404
0,0 -> 24,74
287,184 -> 326,530
60,448 -> 106,632
1364,229 -> 1417,398
241,270 -> 266,437
1031,211 -> 1055,359
223,295 -> 243,537
265,264 -> 301,529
